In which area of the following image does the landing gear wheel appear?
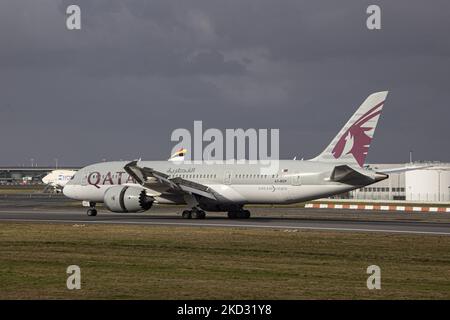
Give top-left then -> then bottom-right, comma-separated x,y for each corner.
227,211 -> 237,219
87,208 -> 97,216
240,210 -> 251,219
182,210 -> 192,219
228,210 -> 250,219
191,209 -> 206,219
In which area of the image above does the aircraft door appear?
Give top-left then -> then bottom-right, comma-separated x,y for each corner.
81,173 -> 88,186
224,172 -> 232,184
291,174 -> 301,186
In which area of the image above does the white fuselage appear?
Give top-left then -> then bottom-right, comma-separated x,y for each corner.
42,170 -> 77,188
63,160 -> 366,208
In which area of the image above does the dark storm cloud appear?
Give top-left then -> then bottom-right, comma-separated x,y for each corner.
0,0 -> 449,166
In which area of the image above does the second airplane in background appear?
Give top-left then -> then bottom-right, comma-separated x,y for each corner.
42,169 -> 77,193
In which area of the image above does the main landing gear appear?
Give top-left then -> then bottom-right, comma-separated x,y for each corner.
182,208 -> 206,219
86,202 -> 97,216
227,209 -> 251,219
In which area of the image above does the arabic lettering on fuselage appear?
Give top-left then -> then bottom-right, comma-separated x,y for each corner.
166,167 -> 196,174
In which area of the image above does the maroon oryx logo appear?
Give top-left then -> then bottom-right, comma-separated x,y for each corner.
332,101 -> 384,167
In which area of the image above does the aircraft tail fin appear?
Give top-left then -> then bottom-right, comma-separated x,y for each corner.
312,91 -> 388,167
168,148 -> 187,162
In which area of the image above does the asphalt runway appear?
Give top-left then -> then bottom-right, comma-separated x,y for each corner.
0,195 -> 450,235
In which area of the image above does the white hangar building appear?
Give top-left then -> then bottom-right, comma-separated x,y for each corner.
347,162 -> 450,203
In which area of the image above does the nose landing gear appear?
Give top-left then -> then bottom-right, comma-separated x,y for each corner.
86,202 -> 97,216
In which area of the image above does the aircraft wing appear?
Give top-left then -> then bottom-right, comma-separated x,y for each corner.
124,161 -> 217,200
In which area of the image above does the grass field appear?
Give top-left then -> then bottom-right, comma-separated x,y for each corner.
0,222 -> 449,299
0,185 -> 46,195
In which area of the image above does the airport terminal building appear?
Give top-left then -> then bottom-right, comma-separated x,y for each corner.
0,167 -> 78,185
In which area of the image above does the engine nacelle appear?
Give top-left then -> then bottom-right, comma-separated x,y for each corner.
103,186 -> 154,213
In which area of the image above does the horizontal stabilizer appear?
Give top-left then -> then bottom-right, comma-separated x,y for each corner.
330,165 -> 387,185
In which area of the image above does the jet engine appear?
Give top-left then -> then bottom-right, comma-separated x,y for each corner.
103,186 -> 154,213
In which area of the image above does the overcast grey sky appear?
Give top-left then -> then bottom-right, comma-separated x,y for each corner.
0,0 -> 449,166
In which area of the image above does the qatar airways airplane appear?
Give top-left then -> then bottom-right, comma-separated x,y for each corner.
63,91 -> 413,219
